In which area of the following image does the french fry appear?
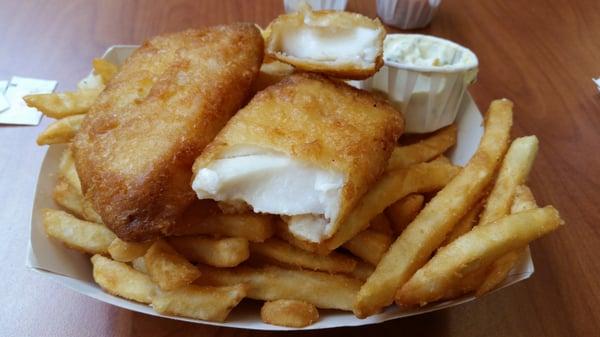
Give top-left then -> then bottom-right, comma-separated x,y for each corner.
152,284 -> 247,322
144,239 -> 201,291
261,299 -> 319,328
387,124 -> 457,171
395,206 -> 563,306
168,236 -> 249,267
81,198 -> 103,224
385,194 -> 425,234
250,238 -> 356,273
197,265 -> 361,311
369,213 -> 393,236
53,178 -> 85,218
442,199 -> 484,246
349,261 -> 375,281
37,114 -> 85,145
131,256 -> 148,274
92,58 -> 118,83
173,201 -> 275,242
478,136 -> 539,226
475,185 -> 538,296
58,148 -> 82,192
43,208 -> 115,254
343,229 -> 392,265
324,158 -> 460,252
108,238 -> 152,262
354,99 -> 513,318
24,88 -> 103,119
91,254 -> 156,304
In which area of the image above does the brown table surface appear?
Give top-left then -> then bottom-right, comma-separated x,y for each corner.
1,0 -> 599,336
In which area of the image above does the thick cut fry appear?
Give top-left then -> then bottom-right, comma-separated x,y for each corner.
58,148 -> 82,192
173,201 -> 275,242
385,194 -> 424,234
43,208 -> 115,254
261,299 -> 319,328
53,178 -> 85,218
475,185 -> 538,296
144,239 -> 201,291
152,284 -> 247,322
343,229 -> 392,265
324,158 -> 460,252
442,199 -> 484,246
108,238 -> 152,262
168,236 -> 249,268
350,261 -> 375,281
396,206 -> 562,306
250,238 -> 356,273
354,99 -> 513,318
478,136 -> 539,227
369,213 -> 393,236
82,198 -> 103,224
24,88 -> 103,119
387,124 -> 457,171
440,266 -> 489,301
197,265 -> 361,311
132,256 -> 148,274
93,58 -> 119,83
91,254 -> 156,303
37,114 -> 85,145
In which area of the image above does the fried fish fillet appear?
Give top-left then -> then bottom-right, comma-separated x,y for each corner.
192,73 -> 404,243
73,24 -> 264,241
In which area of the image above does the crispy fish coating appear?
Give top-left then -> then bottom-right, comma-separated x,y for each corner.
73,24 -> 264,241
193,73 -> 404,239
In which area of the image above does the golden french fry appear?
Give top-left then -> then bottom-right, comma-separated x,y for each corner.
369,213 -> 393,236
37,114 -> 85,145
442,199 -> 484,246
144,239 -> 201,291
197,265 -> 361,311
261,299 -> 319,328
108,238 -> 152,262
395,206 -> 562,306
58,148 -> 81,192
53,178 -> 85,218
440,266 -> 489,301
92,58 -> 119,83
343,229 -> 392,265
24,88 -> 103,119
385,194 -> 425,234
131,256 -> 148,274
173,202 -> 275,243
478,136 -> 539,226
387,124 -> 457,171
349,261 -> 375,281
354,99 -> 514,318
168,236 -> 249,268
81,198 -> 103,224
324,158 -> 460,252
475,185 -> 539,296
91,254 -> 156,304
152,284 -> 247,322
43,208 -> 115,254
250,238 -> 356,273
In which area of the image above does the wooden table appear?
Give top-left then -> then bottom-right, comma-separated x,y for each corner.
1,0 -> 598,336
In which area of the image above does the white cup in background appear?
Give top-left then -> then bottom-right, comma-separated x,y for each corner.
376,0 -> 441,29
284,0 -> 348,12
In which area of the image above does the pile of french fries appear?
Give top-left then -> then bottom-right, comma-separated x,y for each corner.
28,59 -> 564,328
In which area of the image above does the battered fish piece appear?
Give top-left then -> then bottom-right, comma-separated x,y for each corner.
73,24 -> 264,241
264,5 -> 385,79
192,73 -> 404,243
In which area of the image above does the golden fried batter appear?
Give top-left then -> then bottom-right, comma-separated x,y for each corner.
73,24 -> 264,241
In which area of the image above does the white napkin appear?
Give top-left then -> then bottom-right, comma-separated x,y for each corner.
0,76 -> 57,125
0,80 -> 9,112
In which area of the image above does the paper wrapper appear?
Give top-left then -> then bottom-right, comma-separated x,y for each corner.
26,46 -> 534,331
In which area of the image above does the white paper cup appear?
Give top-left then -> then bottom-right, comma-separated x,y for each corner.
376,0 -> 441,29
284,0 -> 348,12
360,34 -> 478,133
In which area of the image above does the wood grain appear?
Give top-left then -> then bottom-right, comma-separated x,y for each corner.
1,0 -> 599,336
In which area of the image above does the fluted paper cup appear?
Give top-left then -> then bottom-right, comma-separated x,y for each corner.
377,0 -> 441,29
360,34 -> 478,133
284,0 -> 348,12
